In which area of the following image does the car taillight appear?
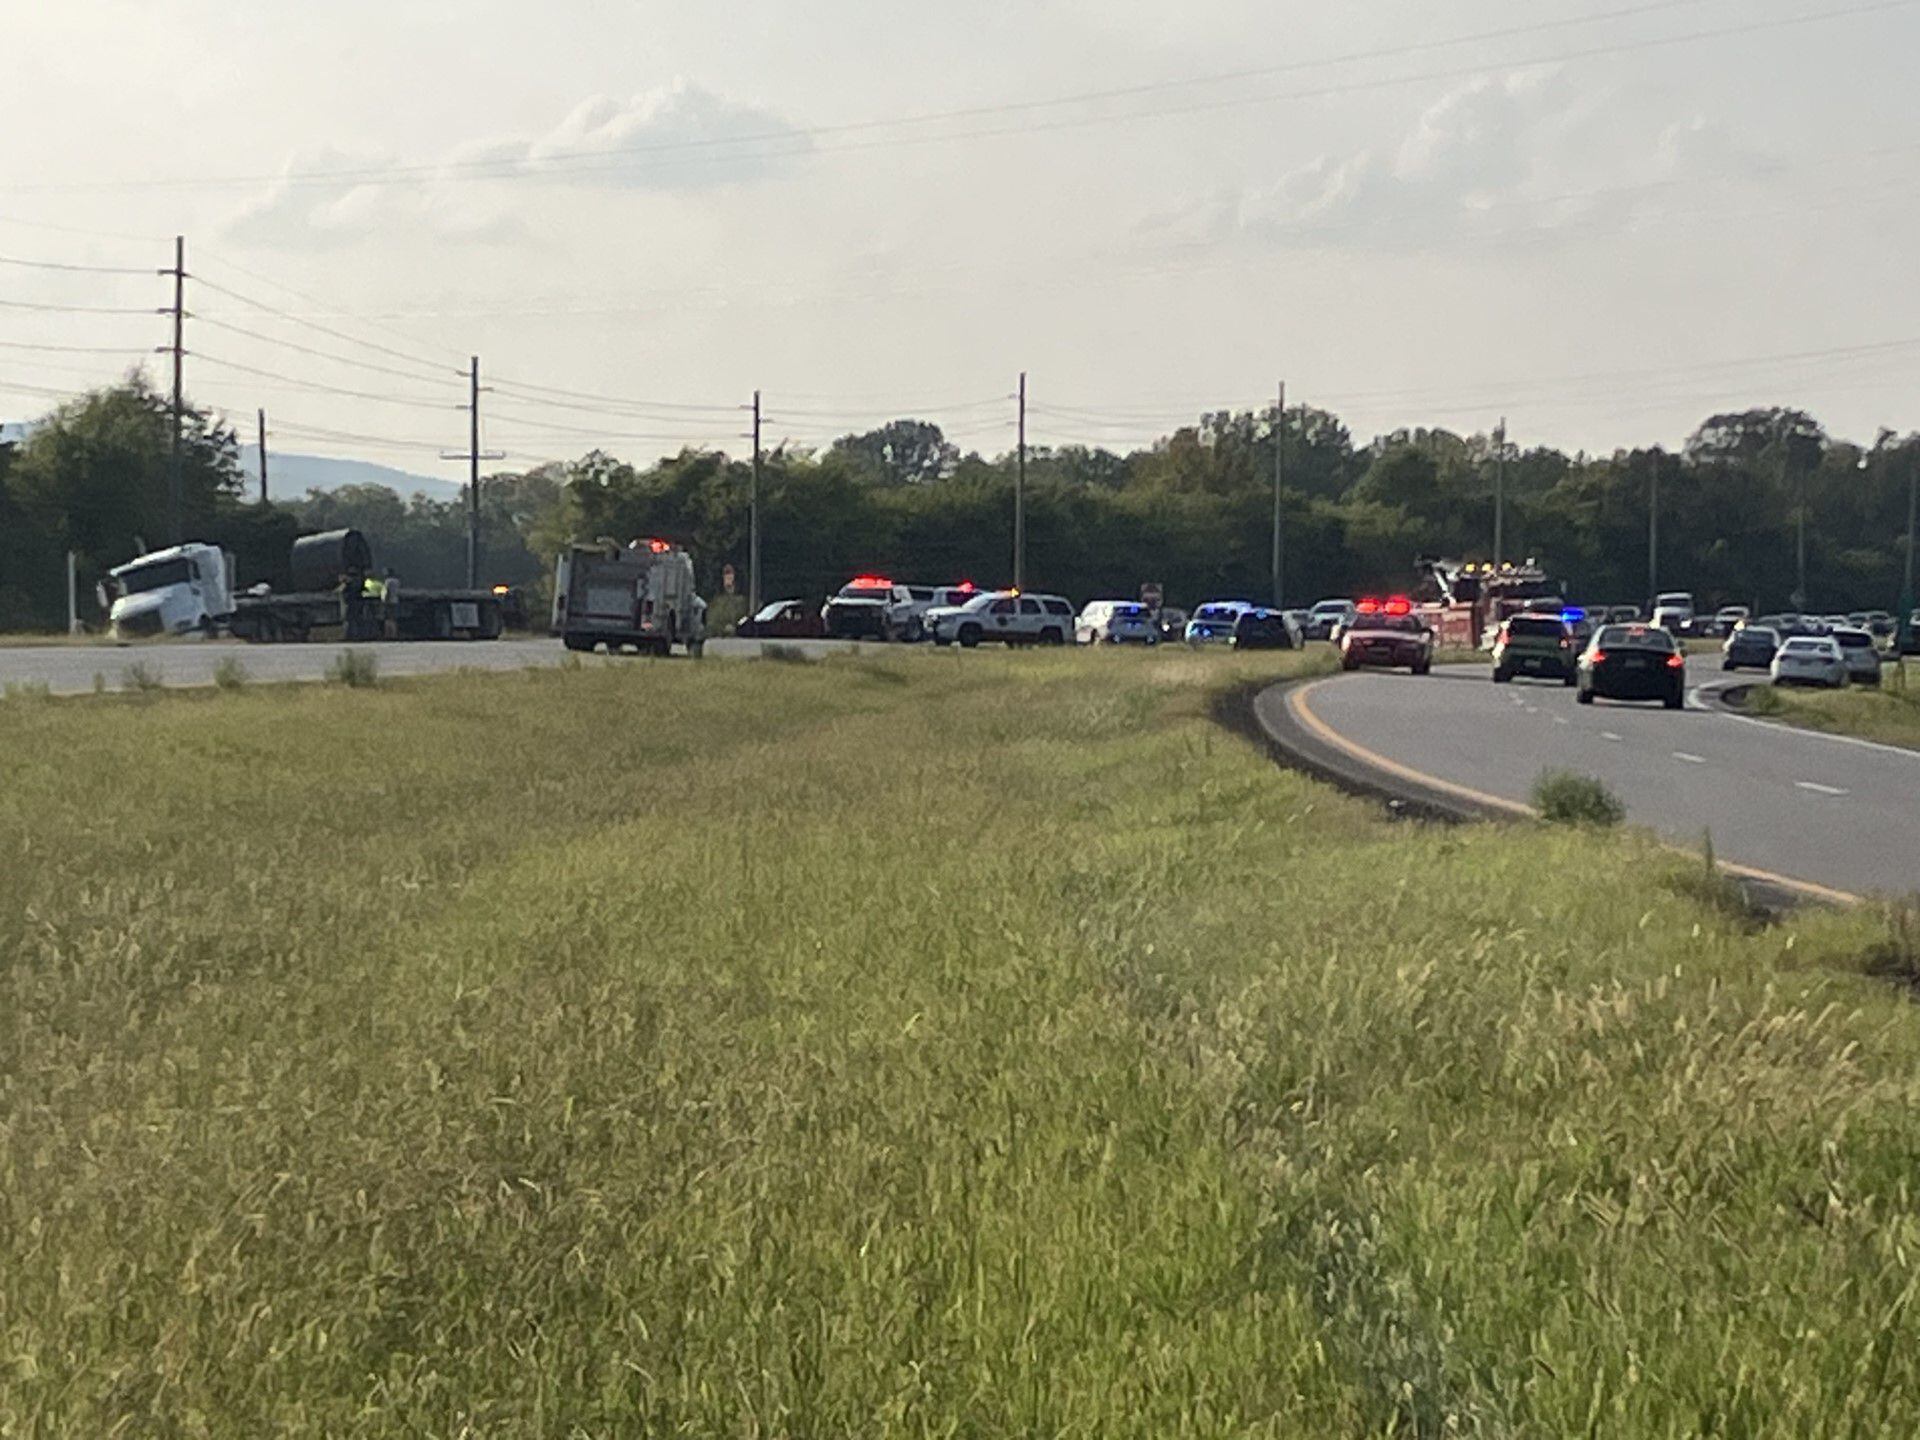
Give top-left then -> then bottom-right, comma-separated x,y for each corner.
1588,649 -> 1606,665
1666,653 -> 1685,669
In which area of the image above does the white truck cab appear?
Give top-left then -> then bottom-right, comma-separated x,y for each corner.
105,543 -> 235,639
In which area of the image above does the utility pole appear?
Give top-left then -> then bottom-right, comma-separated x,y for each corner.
1014,372 -> 1027,591
1271,380 -> 1286,608
1648,454 -> 1659,605
1493,417 -> 1507,571
166,235 -> 185,545
1900,448 -> 1917,655
257,408 -> 269,505
1794,450 -> 1808,612
750,390 -> 763,615
440,356 -> 503,589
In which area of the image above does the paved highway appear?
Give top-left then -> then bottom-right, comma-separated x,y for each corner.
1265,668 -> 1920,901
0,635 -> 889,696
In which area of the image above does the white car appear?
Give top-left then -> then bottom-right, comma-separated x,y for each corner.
1831,626 -> 1885,685
1771,635 -> 1847,689
1651,605 -> 1691,635
1075,600 -> 1157,645
887,584 -> 976,642
928,591 -> 1075,648
1713,605 -> 1750,636
1304,598 -> 1356,641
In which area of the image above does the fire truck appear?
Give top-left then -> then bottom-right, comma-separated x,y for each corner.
1413,557 -> 1567,650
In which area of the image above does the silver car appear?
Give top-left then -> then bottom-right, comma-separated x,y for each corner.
1830,626 -> 1885,685
1770,635 -> 1847,689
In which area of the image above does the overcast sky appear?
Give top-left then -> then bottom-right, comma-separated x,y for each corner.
4,0 -> 1918,473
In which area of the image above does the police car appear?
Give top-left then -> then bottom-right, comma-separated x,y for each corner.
928,590 -> 1075,647
1184,601 -> 1253,647
1339,598 -> 1434,674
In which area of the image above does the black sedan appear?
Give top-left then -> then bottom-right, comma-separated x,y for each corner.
1577,624 -> 1686,708
736,599 -> 828,639
1721,624 -> 1779,672
1230,608 -> 1299,650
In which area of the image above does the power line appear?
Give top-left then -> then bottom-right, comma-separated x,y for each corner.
0,0 -> 1797,196
0,297 -> 159,315
271,419 -> 460,454
193,314 -> 461,385
0,338 -> 163,356
20,0 -> 1910,198
0,252 -> 158,277
190,274 -> 466,374
485,376 -> 743,416
191,246 -> 467,368
191,351 -> 466,408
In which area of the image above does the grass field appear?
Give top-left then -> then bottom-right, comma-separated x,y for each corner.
3,650 -> 1918,1436
1745,660 -> 1920,750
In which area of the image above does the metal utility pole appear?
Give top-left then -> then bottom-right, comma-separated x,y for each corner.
440,356 -> 503,589
1493,417 -> 1507,571
1271,380 -> 1286,607
1014,372 -> 1027,591
257,408 -> 269,504
1648,454 -> 1659,603
1900,449 -> 1917,653
1794,451 -> 1808,612
750,390 -> 763,614
166,235 -> 186,545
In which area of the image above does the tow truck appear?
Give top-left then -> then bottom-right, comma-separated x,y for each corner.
1414,557 -> 1567,649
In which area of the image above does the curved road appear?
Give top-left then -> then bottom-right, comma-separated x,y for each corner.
0,636 -> 887,696
1264,668 -> 1920,901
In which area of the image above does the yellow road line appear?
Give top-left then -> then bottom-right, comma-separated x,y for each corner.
1287,677 -> 1862,907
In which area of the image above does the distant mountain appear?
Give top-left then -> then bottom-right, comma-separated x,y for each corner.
240,447 -> 466,504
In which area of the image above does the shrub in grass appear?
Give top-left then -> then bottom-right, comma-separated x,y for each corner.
1865,902 -> 1920,992
3,680 -> 51,702
326,650 -> 379,688
1744,686 -> 1784,716
1532,768 -> 1625,826
761,643 -> 815,665
213,657 -> 249,691
121,662 -> 163,693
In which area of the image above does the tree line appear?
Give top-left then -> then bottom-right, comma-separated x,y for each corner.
1,376 -> 1913,631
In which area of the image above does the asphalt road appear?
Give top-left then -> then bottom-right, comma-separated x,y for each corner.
1269,667 -> 1920,901
0,635 -> 891,695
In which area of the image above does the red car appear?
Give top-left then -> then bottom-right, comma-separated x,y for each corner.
736,599 -> 828,639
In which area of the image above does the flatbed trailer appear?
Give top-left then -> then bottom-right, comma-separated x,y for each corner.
229,529 -> 506,643
228,587 -> 507,643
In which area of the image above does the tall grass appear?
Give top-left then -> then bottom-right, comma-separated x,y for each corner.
1752,666 -> 1920,749
0,650 -> 1913,1435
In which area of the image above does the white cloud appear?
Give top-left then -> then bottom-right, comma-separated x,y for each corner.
1144,70 -> 1773,255
221,80 -> 807,249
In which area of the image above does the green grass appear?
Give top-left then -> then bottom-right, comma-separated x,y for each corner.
1745,661 -> 1920,750
2,650 -> 1917,1436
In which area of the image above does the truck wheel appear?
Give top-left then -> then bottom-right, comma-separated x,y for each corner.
563,635 -> 595,653
905,618 -> 925,643
1040,626 -> 1064,646
958,624 -> 982,649
688,639 -> 705,659
1576,688 -> 1594,705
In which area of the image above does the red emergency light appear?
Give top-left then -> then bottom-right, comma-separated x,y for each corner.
643,538 -> 671,554
1384,597 -> 1413,616
850,575 -> 893,588
954,580 -> 977,593
1356,599 -> 1382,614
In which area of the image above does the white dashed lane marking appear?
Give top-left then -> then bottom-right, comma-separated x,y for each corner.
1796,781 -> 1850,797
1673,752 -> 1706,764
1601,732 -> 1623,742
